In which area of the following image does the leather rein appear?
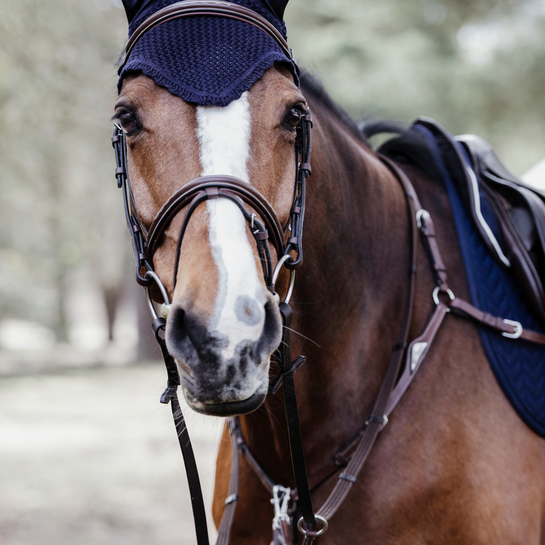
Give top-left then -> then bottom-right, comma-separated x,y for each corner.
112,2 -> 545,544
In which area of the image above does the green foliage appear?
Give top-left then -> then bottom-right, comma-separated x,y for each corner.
285,0 -> 545,173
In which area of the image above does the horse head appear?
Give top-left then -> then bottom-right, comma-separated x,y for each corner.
115,63 -> 307,415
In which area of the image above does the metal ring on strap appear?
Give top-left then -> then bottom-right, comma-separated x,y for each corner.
297,515 -> 328,537
272,254 -> 296,304
502,318 -> 523,339
119,0 -> 298,73
432,286 -> 455,306
144,270 -> 172,320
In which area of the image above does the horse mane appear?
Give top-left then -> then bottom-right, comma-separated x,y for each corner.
300,70 -> 367,145
300,70 -> 439,182
362,120 -> 440,181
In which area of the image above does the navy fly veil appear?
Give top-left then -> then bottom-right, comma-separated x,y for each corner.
119,0 -> 297,106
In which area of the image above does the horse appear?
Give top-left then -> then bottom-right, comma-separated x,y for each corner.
114,22 -> 545,545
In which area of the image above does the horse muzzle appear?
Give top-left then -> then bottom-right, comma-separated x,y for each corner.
165,297 -> 282,416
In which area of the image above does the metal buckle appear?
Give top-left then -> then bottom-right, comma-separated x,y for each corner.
502,319 -> 522,339
297,515 -> 328,537
416,209 -> 430,230
225,493 -> 238,506
271,485 -> 291,533
250,212 -> 259,234
365,414 -> 389,432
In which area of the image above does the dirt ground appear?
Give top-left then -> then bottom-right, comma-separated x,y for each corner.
0,363 -> 224,545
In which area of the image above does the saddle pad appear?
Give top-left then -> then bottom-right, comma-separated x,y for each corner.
413,122 -> 545,438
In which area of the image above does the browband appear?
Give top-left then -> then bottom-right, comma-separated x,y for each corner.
118,0 -> 298,74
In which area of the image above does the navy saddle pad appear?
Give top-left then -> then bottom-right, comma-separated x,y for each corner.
409,119 -> 545,438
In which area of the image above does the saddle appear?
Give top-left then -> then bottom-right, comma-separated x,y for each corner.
415,118 -> 545,329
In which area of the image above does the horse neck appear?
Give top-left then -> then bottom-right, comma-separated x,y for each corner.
240,100 -> 412,482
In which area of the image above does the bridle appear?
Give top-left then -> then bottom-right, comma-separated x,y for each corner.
112,115 -> 311,296
112,1 -> 316,542
114,0 -> 309,290
112,2 -> 545,545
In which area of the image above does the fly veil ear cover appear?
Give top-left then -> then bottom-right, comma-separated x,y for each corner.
118,0 -> 297,107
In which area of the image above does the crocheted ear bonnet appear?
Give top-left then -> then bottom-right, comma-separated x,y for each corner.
118,0 -> 297,106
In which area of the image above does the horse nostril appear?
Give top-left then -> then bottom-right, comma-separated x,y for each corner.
255,298 -> 283,358
166,304 -> 222,367
165,305 -> 191,359
169,305 -> 185,328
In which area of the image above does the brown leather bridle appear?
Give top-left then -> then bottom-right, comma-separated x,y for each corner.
112,122 -> 311,292
113,2 -> 316,543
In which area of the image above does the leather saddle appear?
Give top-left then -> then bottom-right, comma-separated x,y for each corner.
406,118 -> 545,328
455,132 -> 545,327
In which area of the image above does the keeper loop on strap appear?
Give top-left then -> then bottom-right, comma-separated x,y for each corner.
302,113 -> 313,126
160,385 -> 178,405
339,472 -> 357,483
225,493 -> 238,505
278,302 -> 293,327
367,414 -> 389,431
152,317 -> 166,335
205,186 -> 220,198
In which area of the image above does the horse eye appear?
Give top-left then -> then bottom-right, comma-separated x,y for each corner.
117,111 -> 138,134
285,108 -> 302,129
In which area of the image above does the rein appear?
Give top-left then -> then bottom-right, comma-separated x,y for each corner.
112,2 -> 545,544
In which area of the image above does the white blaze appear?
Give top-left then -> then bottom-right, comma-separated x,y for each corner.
196,92 -> 266,360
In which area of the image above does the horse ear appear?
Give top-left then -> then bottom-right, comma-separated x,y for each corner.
262,0 -> 289,21
121,0 -> 156,25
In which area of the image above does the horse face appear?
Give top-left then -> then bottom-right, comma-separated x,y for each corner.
115,65 -> 306,415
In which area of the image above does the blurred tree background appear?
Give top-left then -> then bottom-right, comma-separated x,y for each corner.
286,0 -> 545,172
0,0 -> 544,366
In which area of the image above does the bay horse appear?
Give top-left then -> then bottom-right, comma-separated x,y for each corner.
114,62 -> 545,545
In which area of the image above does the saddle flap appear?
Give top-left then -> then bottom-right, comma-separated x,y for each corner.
455,133 -> 545,327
